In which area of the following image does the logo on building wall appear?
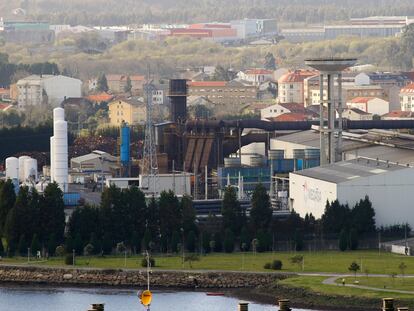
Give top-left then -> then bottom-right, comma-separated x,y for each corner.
303,181 -> 321,203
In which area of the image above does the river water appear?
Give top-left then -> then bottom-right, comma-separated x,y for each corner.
0,286 -> 314,311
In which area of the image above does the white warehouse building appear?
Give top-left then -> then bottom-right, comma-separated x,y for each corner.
17,75 -> 82,109
289,158 -> 414,227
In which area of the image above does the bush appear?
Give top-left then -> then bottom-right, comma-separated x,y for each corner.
141,257 -> 155,268
65,254 -> 74,265
271,260 -> 283,270
263,262 -> 272,269
55,245 -> 65,257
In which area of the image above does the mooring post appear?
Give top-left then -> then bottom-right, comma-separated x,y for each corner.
278,299 -> 291,311
238,301 -> 249,311
88,303 -> 104,311
383,298 -> 395,311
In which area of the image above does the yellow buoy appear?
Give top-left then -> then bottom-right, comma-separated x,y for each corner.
140,290 -> 152,306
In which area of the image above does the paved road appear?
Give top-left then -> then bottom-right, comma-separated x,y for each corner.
322,275 -> 414,295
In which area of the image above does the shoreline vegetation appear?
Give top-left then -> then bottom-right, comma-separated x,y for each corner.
1,250 -> 414,310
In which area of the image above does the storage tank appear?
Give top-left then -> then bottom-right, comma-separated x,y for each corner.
224,157 -> 241,168
249,155 -> 264,167
53,107 -> 65,121
5,157 -> 19,180
268,149 -> 285,160
53,119 -> 68,192
120,123 -> 130,165
304,148 -> 320,159
18,155 -> 30,182
24,158 -> 38,182
292,149 -> 305,159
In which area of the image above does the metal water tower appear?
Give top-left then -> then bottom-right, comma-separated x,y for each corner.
305,58 -> 357,165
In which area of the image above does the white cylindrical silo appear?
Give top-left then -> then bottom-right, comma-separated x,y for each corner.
50,136 -> 54,182
53,119 -> 68,192
24,158 -> 38,182
5,157 -> 19,180
18,155 -> 30,182
53,107 -> 65,121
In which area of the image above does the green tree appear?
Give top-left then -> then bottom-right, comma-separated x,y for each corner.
97,73 -> 109,92
102,233 -> 113,254
181,195 -> 197,235
0,237 -> 4,256
186,230 -> 197,252
159,190 -> 182,244
221,186 -> 244,235
74,233 -> 83,255
89,232 -> 101,255
124,75 -> 132,93
321,200 -> 351,235
47,233 -> 57,256
349,228 -> 359,250
65,235 -> 74,254
212,65 -> 236,81
171,230 -> 180,253
201,231 -> 211,254
142,228 -> 152,251
256,229 -> 272,252
348,261 -> 360,279
264,52 -> 276,70
399,24 -> 414,69
30,234 -> 41,256
18,235 -> 27,256
131,231 -> 141,254
250,183 -> 272,233
294,229 -> 304,251
239,226 -> 250,251
339,229 -> 348,251
223,229 -> 235,253
351,196 -> 376,235
0,179 -> 16,234
213,232 -> 222,252
39,183 -> 65,244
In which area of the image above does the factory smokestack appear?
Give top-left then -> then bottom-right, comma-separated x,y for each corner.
169,79 -> 187,123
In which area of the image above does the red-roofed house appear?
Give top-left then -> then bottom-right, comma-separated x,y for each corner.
237,69 -> 274,85
87,93 -> 114,103
278,70 -> 317,104
104,74 -> 145,94
382,110 -> 414,120
347,96 -> 389,115
260,102 -> 305,120
268,113 -> 310,122
0,103 -> 13,112
400,83 -> 414,111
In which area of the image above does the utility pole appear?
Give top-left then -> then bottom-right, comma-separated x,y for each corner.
142,79 -> 159,195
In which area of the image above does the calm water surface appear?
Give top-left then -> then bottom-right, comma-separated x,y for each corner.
0,286 -> 314,311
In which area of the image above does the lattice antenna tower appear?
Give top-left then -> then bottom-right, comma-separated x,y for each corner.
142,76 -> 159,195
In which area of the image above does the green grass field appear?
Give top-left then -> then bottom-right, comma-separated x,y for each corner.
279,276 -> 414,299
2,250 -> 414,274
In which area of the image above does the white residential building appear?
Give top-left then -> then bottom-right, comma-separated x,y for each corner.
347,97 -> 389,116
341,108 -> 373,120
260,103 -> 305,120
237,69 -> 274,86
400,83 -> 414,112
17,75 -> 82,109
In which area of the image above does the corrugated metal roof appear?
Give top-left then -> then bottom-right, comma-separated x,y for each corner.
292,158 -> 409,184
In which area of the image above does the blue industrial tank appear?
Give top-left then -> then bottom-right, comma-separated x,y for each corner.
120,123 -> 130,165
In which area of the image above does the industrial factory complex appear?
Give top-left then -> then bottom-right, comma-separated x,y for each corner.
4,57 -> 414,229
